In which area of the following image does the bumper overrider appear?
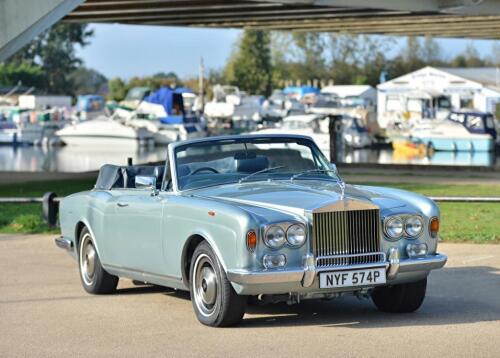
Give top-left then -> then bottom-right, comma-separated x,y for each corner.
227,250 -> 447,294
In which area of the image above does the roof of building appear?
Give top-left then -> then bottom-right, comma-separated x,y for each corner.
437,67 -> 500,88
321,85 -> 375,97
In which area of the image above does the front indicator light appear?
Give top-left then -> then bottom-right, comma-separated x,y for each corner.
407,243 -> 428,258
430,217 -> 440,238
246,230 -> 257,252
263,254 -> 286,269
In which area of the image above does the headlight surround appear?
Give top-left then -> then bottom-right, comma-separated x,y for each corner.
286,224 -> 306,247
264,225 -> 286,249
385,216 -> 404,239
405,216 -> 424,237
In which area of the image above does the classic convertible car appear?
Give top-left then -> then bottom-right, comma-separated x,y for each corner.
56,134 -> 447,327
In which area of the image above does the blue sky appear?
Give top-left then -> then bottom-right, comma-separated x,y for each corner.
77,23 -> 499,80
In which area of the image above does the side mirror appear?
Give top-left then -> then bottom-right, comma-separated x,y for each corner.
135,175 -> 157,191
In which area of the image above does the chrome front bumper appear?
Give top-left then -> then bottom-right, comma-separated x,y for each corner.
55,236 -> 73,251
227,252 -> 447,287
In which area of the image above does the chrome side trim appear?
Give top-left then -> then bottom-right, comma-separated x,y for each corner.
102,263 -> 183,282
54,236 -> 73,251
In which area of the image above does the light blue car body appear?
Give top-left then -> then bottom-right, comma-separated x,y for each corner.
58,134 -> 446,296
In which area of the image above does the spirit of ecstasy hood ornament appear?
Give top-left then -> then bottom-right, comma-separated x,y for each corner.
337,178 -> 346,201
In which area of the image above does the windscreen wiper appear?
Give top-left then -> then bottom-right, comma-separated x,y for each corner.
238,165 -> 285,184
290,169 -> 338,182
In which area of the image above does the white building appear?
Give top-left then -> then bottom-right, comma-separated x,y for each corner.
377,66 -> 500,129
321,85 -> 377,107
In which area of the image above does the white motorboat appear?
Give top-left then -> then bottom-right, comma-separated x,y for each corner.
250,113 -> 372,159
204,85 -> 242,122
119,101 -> 206,145
55,117 -> 154,147
398,111 -> 496,152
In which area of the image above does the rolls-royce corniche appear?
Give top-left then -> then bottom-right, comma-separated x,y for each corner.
56,134 -> 447,327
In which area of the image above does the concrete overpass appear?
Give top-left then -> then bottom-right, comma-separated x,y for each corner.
1,0 -> 500,61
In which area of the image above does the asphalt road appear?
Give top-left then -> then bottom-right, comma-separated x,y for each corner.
1,234 -> 499,358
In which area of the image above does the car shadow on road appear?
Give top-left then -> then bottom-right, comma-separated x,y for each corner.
238,265 -> 500,329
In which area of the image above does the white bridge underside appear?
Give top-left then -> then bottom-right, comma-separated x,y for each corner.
2,0 -> 500,61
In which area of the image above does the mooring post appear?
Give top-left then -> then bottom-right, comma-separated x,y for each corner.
328,115 -> 342,163
42,192 -> 58,227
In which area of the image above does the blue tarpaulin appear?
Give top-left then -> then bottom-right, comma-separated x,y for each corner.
282,86 -> 320,97
144,87 -> 194,124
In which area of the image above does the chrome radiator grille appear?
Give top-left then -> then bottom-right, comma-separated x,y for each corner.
313,209 -> 382,267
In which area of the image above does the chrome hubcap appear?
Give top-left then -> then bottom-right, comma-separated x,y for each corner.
80,234 -> 96,286
193,254 -> 218,317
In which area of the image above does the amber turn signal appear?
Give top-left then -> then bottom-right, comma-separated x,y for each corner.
246,230 -> 257,252
430,217 -> 440,238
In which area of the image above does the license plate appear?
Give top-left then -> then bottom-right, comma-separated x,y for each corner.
319,267 -> 386,289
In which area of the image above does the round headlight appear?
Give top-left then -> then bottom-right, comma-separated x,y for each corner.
405,216 -> 423,237
385,217 -> 404,239
264,226 -> 286,248
286,224 -> 306,247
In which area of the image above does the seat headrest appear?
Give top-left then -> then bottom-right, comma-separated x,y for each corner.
235,155 -> 269,173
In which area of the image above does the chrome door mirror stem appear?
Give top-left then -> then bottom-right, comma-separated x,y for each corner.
135,175 -> 157,193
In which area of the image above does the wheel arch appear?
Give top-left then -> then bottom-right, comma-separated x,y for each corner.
74,218 -> 102,257
181,233 -> 228,286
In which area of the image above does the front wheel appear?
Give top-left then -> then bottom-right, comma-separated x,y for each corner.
371,278 -> 427,313
190,241 -> 247,327
78,227 -> 118,294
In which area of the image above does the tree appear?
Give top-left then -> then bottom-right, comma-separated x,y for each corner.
0,62 -> 46,89
291,32 -> 328,82
68,67 -> 107,95
7,23 -> 94,95
107,77 -> 127,101
450,42 -> 488,67
230,30 -> 273,95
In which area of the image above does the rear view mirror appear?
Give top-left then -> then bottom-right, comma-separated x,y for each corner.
328,163 -> 338,174
135,175 -> 156,190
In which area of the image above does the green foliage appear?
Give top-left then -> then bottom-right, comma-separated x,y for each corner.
6,23 -> 94,95
229,30 -> 273,96
108,77 -> 128,101
68,67 -> 107,95
106,72 -> 182,102
0,62 -> 46,89
223,32 -> 496,90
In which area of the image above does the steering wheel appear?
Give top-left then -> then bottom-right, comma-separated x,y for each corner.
189,167 -> 219,175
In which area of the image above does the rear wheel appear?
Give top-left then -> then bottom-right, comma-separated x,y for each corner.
189,241 -> 247,327
78,227 -> 118,294
371,278 -> 427,313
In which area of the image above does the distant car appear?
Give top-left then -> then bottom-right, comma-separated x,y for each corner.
56,134 -> 447,327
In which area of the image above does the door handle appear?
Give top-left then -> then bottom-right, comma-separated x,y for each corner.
117,202 -> 129,207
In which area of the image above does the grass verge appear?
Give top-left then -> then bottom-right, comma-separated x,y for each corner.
0,179 -> 499,243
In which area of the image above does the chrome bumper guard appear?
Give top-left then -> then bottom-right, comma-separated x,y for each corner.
54,236 -> 73,251
227,252 -> 447,287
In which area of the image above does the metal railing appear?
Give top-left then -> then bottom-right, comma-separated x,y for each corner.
0,193 -> 499,227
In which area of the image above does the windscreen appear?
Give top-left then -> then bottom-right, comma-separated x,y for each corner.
174,138 -> 336,190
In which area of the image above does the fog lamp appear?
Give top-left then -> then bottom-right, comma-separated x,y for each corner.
406,243 -> 428,258
263,254 -> 286,269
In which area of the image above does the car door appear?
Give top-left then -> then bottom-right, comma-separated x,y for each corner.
106,189 -> 165,274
